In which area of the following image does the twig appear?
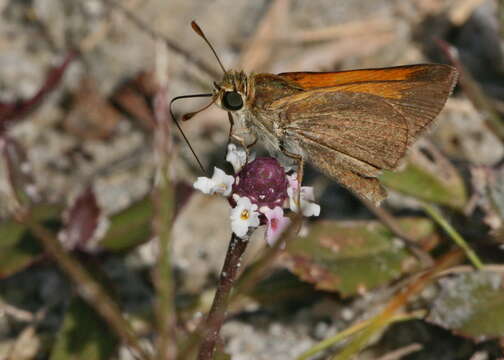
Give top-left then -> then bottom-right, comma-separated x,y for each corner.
197,233 -> 249,360
422,203 -> 484,270
7,324 -> 39,360
375,343 -> 423,360
17,213 -> 149,360
6,306 -> 48,360
0,301 -> 36,322
102,0 -> 220,79
435,264 -> 504,278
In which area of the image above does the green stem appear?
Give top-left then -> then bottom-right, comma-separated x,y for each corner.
153,87 -> 177,360
154,172 -> 176,360
422,204 -> 483,270
297,311 -> 424,360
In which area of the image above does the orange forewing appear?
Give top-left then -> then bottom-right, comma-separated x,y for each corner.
276,64 -> 458,144
266,64 -> 458,203
279,65 -> 431,89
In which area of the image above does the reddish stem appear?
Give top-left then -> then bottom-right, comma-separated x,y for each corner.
197,233 -> 248,360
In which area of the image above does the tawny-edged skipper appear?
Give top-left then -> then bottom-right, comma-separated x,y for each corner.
172,21 -> 458,205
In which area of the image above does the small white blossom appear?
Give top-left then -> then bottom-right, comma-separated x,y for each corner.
230,194 -> 260,237
226,143 -> 247,173
260,206 -> 291,248
287,173 -> 321,217
193,167 -> 234,196
226,143 -> 255,173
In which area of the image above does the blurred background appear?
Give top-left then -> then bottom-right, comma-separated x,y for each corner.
1,0 -> 504,359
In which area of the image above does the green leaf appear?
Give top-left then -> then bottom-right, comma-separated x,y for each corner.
100,197 -> 153,252
0,195 -> 152,277
0,205 -> 60,278
429,271 -> 504,338
379,142 -> 467,210
283,218 -> 436,297
50,297 -> 118,360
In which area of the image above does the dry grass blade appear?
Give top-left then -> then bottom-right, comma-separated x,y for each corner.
331,249 -> 464,360
239,0 -> 289,72
287,18 -> 393,43
282,31 -> 395,71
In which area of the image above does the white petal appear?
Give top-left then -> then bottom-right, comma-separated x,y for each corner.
226,143 -> 247,173
302,202 -> 320,217
230,195 -> 260,237
235,194 -> 253,209
193,177 -> 215,194
248,210 -> 260,227
287,185 -> 321,217
231,217 -> 249,237
193,168 -> 235,196
211,167 -> 235,196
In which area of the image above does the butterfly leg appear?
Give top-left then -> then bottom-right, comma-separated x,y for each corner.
230,133 -> 258,165
227,112 -> 234,141
280,147 -> 304,211
228,112 -> 259,164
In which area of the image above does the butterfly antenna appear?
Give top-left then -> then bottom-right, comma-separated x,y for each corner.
182,96 -> 217,121
169,93 -> 213,176
191,20 -> 226,74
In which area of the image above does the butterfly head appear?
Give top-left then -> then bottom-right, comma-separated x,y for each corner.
213,71 -> 249,112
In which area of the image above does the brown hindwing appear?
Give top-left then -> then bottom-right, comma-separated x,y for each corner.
279,64 -> 458,146
269,64 -> 458,203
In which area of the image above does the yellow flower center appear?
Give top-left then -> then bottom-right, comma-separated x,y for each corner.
240,209 -> 249,220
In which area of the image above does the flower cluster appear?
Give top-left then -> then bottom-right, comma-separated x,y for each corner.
193,144 -> 320,246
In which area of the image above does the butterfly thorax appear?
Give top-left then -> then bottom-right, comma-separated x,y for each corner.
213,71 -> 307,156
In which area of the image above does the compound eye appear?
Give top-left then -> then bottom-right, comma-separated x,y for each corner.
222,91 -> 243,111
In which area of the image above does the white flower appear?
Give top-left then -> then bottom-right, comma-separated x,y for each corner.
226,143 -> 254,173
230,194 -> 260,237
193,167 -> 234,196
260,206 -> 291,248
287,173 -> 321,217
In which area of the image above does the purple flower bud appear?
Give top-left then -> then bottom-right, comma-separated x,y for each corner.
231,157 -> 288,210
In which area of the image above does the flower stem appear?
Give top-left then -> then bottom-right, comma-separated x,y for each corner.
197,233 -> 249,360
